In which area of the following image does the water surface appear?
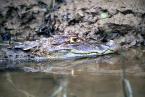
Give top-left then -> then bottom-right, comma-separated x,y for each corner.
0,48 -> 145,97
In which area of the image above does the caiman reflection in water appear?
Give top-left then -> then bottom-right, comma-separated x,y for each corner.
0,48 -> 145,97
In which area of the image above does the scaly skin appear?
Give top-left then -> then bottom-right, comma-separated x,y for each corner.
11,35 -> 120,60
46,40 -> 119,59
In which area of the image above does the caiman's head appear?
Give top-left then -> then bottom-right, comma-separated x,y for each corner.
14,35 -> 120,60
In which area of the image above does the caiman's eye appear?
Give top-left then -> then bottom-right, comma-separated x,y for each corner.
70,37 -> 77,43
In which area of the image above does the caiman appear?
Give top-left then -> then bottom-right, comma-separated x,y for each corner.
0,35 -> 120,61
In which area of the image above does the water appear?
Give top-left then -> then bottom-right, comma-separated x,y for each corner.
0,48 -> 145,97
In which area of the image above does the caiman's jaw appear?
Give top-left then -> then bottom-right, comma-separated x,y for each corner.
46,49 -> 116,60
46,40 -> 119,60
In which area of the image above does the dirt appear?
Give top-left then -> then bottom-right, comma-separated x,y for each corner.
0,0 -> 145,46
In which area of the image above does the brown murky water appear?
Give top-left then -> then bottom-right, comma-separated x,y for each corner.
0,48 -> 145,97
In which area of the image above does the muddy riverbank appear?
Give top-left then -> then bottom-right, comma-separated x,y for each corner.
0,0 -> 145,46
